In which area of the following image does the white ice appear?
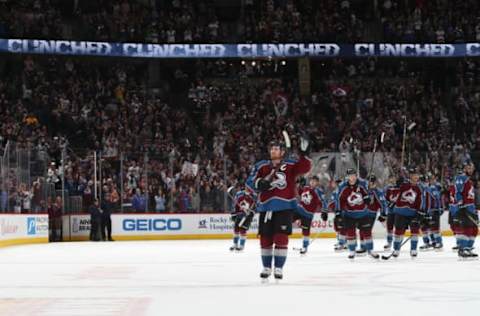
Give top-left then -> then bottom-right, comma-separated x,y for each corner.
1,237 -> 479,316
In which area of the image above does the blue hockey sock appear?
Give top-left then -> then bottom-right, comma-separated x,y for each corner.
274,248 -> 288,268
458,236 -> 468,249
422,235 -> 430,245
302,237 -> 310,249
393,235 -> 403,251
261,248 -> 273,268
338,235 -> 346,245
239,236 -> 246,247
233,234 -> 239,245
467,238 -> 475,248
360,240 -> 366,250
347,239 -> 356,252
434,233 -> 442,245
365,239 -> 373,251
411,235 -> 419,251
387,233 -> 393,244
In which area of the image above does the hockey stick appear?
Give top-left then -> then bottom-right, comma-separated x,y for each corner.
465,212 -> 480,227
368,132 -> 385,177
292,210 -> 329,251
381,236 -> 412,260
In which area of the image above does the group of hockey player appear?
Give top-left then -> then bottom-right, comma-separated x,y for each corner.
228,135 -> 479,282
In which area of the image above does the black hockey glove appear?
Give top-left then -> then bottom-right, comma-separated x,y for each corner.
378,214 -> 386,223
418,210 -> 432,222
335,210 -> 342,217
256,178 -> 272,192
321,211 -> 328,222
363,195 -> 371,205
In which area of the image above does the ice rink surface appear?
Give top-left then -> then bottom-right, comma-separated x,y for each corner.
1,237 -> 480,316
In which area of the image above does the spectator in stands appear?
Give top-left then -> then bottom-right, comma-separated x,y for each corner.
132,188 -> 146,213
154,188 -> 166,213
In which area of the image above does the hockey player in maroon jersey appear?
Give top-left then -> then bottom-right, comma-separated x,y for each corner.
391,166 -> 425,258
357,175 -> 385,255
330,178 -> 347,251
379,176 -> 401,250
454,160 -> 478,259
444,178 -> 461,251
336,168 -> 378,259
229,183 -> 256,252
294,175 -> 327,254
246,137 -> 311,281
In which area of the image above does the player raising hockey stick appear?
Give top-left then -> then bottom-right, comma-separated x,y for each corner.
294,175 -> 327,254
454,160 -> 478,259
390,166 -> 425,258
336,168 -> 378,259
229,182 -> 256,252
379,176 -> 401,250
359,175 -> 385,255
246,135 -> 311,281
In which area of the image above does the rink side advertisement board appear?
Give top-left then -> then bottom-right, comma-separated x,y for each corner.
0,214 -> 49,247
62,213 -> 454,241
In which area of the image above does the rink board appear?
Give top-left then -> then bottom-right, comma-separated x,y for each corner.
0,214 -> 49,247
61,213 -> 454,241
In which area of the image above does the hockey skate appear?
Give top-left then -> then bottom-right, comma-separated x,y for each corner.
355,248 -> 367,256
419,243 -> 433,251
260,267 -> 272,282
348,251 -> 355,260
433,243 -> 443,251
383,243 -> 392,251
410,250 -> 418,258
229,245 -> 237,251
392,250 -> 400,258
334,243 -> 347,252
464,248 -> 479,260
273,267 -> 283,280
299,247 -> 308,255
368,251 -> 379,259
235,246 -> 244,252
458,249 -> 469,260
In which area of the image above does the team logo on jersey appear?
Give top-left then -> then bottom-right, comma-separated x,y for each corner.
347,192 -> 363,206
239,200 -> 251,212
301,191 -> 313,205
270,172 -> 287,190
401,189 -> 417,203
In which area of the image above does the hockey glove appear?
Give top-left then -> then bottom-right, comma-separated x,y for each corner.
321,211 -> 328,222
363,195 -> 371,205
256,178 -> 272,192
378,214 -> 386,223
299,135 -> 310,155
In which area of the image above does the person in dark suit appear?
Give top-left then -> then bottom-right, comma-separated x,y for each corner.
101,192 -> 114,241
89,198 -> 102,241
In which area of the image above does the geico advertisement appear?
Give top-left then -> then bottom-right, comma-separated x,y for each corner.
112,214 -> 258,235
0,215 -> 48,240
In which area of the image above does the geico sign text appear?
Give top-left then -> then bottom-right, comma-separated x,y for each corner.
122,219 -> 182,231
